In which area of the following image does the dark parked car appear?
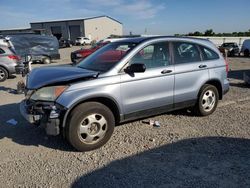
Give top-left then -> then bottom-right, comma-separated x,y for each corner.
7,34 -> 60,64
71,41 -> 110,64
59,38 -> 74,48
241,39 -> 250,57
219,42 -> 240,57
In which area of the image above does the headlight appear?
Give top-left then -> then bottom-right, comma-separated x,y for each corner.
76,53 -> 83,58
30,86 -> 68,101
25,90 -> 34,99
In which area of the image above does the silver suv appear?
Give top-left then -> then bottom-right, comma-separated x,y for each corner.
0,46 -> 20,82
20,37 -> 229,151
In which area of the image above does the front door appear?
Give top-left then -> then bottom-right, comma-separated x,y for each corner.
120,42 -> 174,118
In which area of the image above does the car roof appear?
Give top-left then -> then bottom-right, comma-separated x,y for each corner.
0,45 -> 10,50
112,36 -> 215,47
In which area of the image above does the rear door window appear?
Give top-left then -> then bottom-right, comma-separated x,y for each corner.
173,42 -> 201,64
199,45 -> 219,60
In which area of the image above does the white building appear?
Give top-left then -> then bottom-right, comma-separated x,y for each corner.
30,16 -> 123,41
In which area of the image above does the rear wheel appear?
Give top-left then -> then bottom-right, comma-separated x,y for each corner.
244,49 -> 249,57
0,67 -> 8,82
66,102 -> 115,151
194,84 -> 219,116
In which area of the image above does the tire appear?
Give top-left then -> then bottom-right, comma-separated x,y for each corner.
194,84 -> 219,116
244,49 -> 249,57
66,102 -> 115,152
43,57 -> 51,64
0,67 -> 8,82
229,50 -> 235,57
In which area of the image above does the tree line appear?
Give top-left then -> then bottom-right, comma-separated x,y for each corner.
175,29 -> 250,37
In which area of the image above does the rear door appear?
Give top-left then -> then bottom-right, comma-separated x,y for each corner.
172,41 -> 209,107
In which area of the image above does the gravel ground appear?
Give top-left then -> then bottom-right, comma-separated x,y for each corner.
0,47 -> 250,188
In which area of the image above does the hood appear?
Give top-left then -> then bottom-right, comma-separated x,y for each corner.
75,48 -> 95,54
26,66 -> 98,89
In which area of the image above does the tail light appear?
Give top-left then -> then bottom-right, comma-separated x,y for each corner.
8,55 -> 21,61
224,58 -> 229,74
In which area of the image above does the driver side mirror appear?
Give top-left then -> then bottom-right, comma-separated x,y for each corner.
125,63 -> 146,73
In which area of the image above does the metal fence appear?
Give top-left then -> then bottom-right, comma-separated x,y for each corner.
193,36 -> 250,48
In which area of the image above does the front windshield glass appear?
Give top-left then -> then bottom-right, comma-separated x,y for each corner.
91,41 -> 103,49
77,42 -> 138,72
223,43 -> 234,47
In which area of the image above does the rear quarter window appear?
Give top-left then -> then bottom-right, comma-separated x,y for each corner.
199,45 -> 219,60
0,48 -> 5,54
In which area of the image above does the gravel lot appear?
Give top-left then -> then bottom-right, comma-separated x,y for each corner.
0,46 -> 250,187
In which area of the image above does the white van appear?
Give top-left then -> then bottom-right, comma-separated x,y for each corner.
241,39 -> 250,57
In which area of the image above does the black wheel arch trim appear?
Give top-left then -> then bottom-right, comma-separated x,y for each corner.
0,65 -> 9,76
199,79 -> 223,100
61,95 -> 121,131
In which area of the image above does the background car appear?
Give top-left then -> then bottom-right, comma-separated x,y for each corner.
241,39 -> 250,57
75,37 -> 92,45
71,38 -> 129,64
59,38 -> 74,48
6,34 -> 60,64
71,41 -> 110,64
0,46 -> 20,82
219,42 -> 240,57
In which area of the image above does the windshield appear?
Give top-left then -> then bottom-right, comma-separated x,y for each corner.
91,42 -> 103,49
223,43 -> 235,47
77,42 -> 138,72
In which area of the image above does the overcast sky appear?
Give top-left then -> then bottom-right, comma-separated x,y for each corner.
0,0 -> 250,35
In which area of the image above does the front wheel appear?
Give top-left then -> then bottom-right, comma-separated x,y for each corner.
194,84 -> 219,116
66,102 -> 115,152
42,57 -> 51,64
229,50 -> 235,57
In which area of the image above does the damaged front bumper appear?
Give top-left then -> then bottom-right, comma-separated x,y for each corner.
20,100 -> 41,123
20,100 -> 67,136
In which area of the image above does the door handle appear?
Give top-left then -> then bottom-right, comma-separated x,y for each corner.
161,69 -> 172,74
199,64 -> 207,68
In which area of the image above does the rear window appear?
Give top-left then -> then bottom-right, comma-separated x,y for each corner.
0,48 -> 5,54
199,45 -> 219,60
